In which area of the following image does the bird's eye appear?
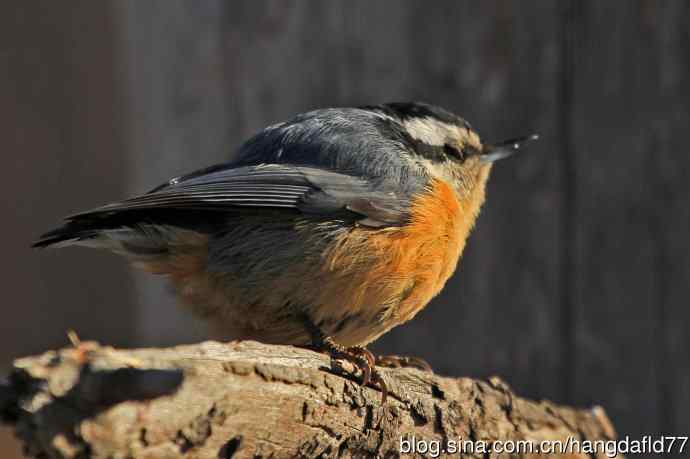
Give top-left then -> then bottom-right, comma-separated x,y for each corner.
443,144 -> 465,160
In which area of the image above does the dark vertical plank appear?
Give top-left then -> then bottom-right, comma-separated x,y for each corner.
0,1 -> 135,457
570,0 -> 690,438
219,1 -> 351,125
0,2 -> 135,356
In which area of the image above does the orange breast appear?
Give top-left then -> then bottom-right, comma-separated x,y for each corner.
312,176 -> 487,345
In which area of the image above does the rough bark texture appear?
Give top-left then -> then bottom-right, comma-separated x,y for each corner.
1,341 -> 619,458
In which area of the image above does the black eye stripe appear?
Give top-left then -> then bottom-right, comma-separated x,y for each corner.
413,142 -> 447,161
409,140 -> 468,163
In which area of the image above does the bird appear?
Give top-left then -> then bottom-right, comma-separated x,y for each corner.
34,102 -> 538,402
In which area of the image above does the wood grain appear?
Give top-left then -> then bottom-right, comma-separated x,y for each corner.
1,341 -> 619,459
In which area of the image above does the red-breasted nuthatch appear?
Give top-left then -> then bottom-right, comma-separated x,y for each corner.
35,102 -> 538,401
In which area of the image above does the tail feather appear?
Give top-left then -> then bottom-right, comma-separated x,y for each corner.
33,208 -> 220,264
33,217 -> 172,255
31,207 -> 162,252
35,207 -> 227,248
32,221 -> 104,248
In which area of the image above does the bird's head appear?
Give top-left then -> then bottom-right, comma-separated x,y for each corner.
372,102 -> 539,199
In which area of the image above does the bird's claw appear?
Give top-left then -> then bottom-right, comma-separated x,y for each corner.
321,339 -> 388,403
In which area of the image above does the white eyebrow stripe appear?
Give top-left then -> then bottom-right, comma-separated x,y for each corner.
402,117 -> 455,146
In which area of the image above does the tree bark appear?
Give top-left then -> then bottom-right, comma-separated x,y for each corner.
1,340 -> 619,458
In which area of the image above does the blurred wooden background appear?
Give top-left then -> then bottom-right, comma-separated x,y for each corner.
1,1 -> 688,456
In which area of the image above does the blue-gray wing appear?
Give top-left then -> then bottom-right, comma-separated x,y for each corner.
70,164 -> 410,228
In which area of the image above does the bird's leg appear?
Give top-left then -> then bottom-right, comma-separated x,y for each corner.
302,315 -> 388,403
375,354 -> 433,372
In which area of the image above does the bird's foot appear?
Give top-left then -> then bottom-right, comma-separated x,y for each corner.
301,314 -> 388,402
375,354 -> 433,372
317,336 -> 388,404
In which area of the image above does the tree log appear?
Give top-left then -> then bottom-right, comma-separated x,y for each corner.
1,340 -> 619,458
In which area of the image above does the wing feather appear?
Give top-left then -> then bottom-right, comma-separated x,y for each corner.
68,164 -> 410,228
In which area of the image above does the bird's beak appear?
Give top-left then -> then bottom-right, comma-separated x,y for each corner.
480,134 -> 539,163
